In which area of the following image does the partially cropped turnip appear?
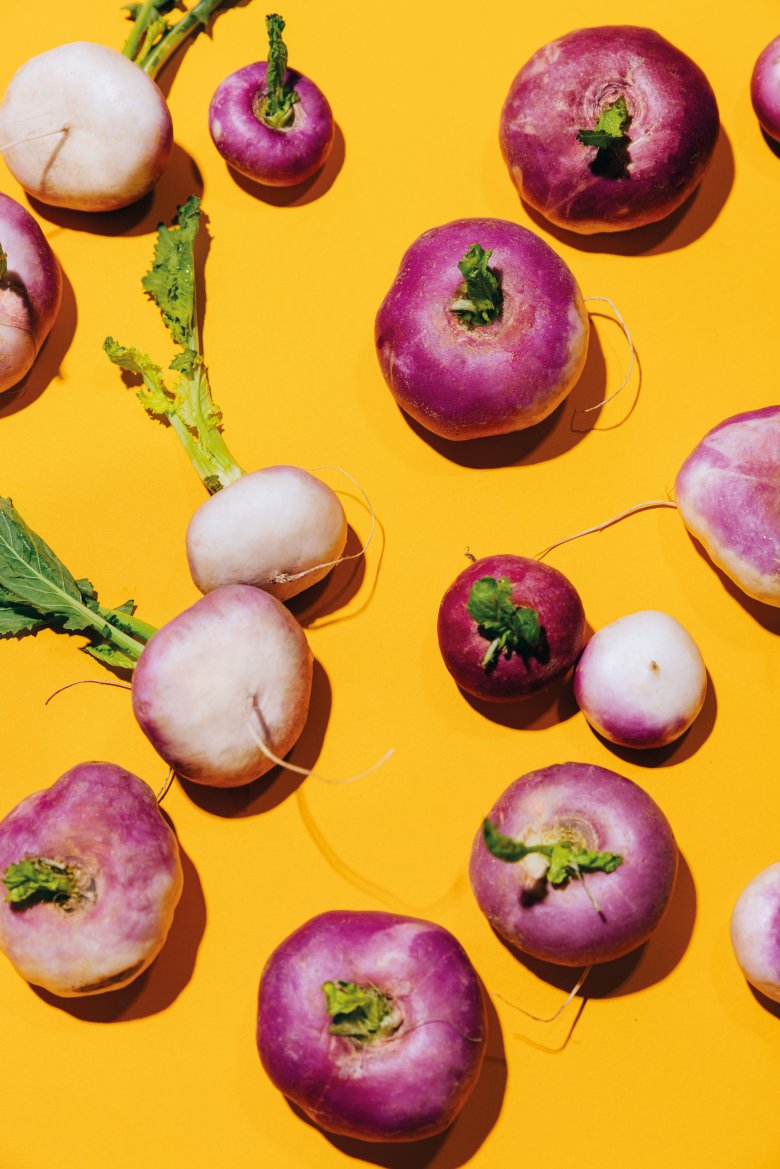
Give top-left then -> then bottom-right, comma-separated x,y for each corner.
0,762 -> 182,996
0,194 -> 61,392
500,26 -> 719,233
574,610 -> 707,748
209,13 -> 335,186
731,863 -> 780,1002
437,554 -> 585,701
257,910 -> 487,1141
751,36 -> 780,142
375,218 -> 588,441
470,763 -> 678,966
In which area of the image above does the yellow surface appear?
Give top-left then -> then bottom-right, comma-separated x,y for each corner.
0,2 -> 778,1166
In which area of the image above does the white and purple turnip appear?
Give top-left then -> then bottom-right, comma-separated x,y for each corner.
256,910 -> 487,1141
437,554 -> 586,701
470,763 -> 678,965
375,218 -> 589,441
0,762 -> 182,996
0,193 -> 61,392
751,35 -> 780,142
731,863 -> 780,1003
500,26 -> 719,233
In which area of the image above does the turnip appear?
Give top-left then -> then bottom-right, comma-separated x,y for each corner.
375,218 -> 589,440
470,763 -> 678,966
0,194 -> 61,392
500,26 -> 719,233
209,13 -> 335,187
0,1 -> 237,212
751,36 -> 780,143
731,863 -> 780,1003
437,554 -> 585,701
574,610 -> 707,749
105,197 -> 351,601
0,498 -> 313,787
256,910 -> 487,1141
0,761 -> 182,996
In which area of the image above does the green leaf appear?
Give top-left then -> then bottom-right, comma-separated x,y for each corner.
450,244 -> 503,327
141,195 -> 201,349
261,13 -> 300,127
322,980 -> 399,1042
0,244 -> 6,283
103,337 -> 172,418
3,858 -> 77,906
466,576 -> 546,670
482,818 -> 531,862
82,642 -> 140,671
0,604 -> 49,636
577,97 -> 630,149
483,819 -> 623,886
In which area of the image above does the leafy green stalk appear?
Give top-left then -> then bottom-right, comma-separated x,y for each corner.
577,97 -> 630,150
122,0 -> 234,80
104,195 -> 244,496
322,980 -> 401,1043
257,13 -> 300,129
0,498 -> 153,671
483,819 -> 623,885
450,244 -> 503,327
466,576 -> 546,671
3,858 -> 79,907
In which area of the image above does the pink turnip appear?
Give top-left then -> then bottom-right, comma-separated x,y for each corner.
0,762 -> 182,996
500,26 -> 719,233
470,762 -> 678,965
731,863 -> 780,1002
375,218 -> 588,441
751,35 -> 780,142
256,910 -> 487,1141
0,194 -> 61,392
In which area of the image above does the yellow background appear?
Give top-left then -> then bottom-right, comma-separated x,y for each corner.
0,1 -> 778,1166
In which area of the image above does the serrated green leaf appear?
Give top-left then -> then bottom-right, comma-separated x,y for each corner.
82,642 -> 139,671
0,604 -> 48,636
0,498 -> 90,626
104,337 -> 172,417
142,196 -> 201,349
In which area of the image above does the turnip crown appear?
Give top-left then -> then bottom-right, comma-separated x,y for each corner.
322,980 -> 402,1044
3,858 -> 82,909
483,819 -> 623,887
577,96 -> 630,150
450,244 -> 503,328
466,576 -> 546,670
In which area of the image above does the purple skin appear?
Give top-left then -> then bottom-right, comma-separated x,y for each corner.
674,406 -> 780,606
0,194 -> 61,393
375,218 -> 588,441
751,36 -> 780,142
470,763 -> 678,966
209,62 -> 334,186
500,26 -> 719,233
731,863 -> 780,1002
0,762 -> 182,997
257,910 -> 487,1142
437,554 -> 586,702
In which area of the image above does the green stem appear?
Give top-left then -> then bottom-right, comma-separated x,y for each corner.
121,0 -> 161,62
257,13 -> 299,129
80,601 -> 147,662
137,0 -> 231,79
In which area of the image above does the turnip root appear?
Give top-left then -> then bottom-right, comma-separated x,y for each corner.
731,864 -> 780,1002
470,763 -> 677,965
209,14 -> 335,186
0,194 -> 61,391
751,35 -> 780,142
257,910 -> 487,1141
0,762 -> 182,996
574,610 -> 707,748
500,26 -> 719,233
375,218 -> 588,440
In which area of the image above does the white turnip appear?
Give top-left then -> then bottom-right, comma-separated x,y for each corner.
0,193 -> 61,392
751,35 -> 780,142
731,864 -> 780,1002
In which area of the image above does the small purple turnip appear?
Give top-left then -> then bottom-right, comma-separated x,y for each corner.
500,26 -> 719,233
0,762 -> 182,996
470,762 -> 678,965
0,194 -> 61,392
437,554 -> 586,701
731,863 -> 780,1002
574,610 -> 707,748
751,36 -> 780,142
209,14 -> 335,186
256,910 -> 487,1141
375,218 -> 588,440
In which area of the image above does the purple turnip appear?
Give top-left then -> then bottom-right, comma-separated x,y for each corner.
0,194 -> 61,392
500,26 -> 719,233
751,35 -> 780,142
375,218 -> 589,440
470,762 -> 678,965
437,554 -> 586,701
731,863 -> 780,1002
574,610 -> 707,748
256,910 -> 487,1142
209,13 -> 335,186
0,762 -> 182,996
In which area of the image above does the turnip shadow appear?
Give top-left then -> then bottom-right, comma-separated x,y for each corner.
288,990 -> 506,1168
398,324 -> 612,469
684,532 -> 780,635
26,143 -> 204,238
31,841 -> 206,1021
519,128 -> 734,257
179,657 -> 332,817
287,525 -> 367,627
760,129 -> 780,159
461,671 -> 579,732
226,124 -> 345,206
591,668 -> 717,767
0,266 -> 77,418
749,984 -> 780,1018
491,849 -> 696,998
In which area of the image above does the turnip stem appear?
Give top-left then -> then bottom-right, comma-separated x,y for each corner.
138,0 -> 232,79
122,0 -> 160,63
536,500 -> 678,560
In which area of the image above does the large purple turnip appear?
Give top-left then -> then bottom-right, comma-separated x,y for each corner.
470,763 -> 678,965
375,218 -> 588,440
0,762 -> 182,996
500,26 -> 719,233
256,910 -> 487,1142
